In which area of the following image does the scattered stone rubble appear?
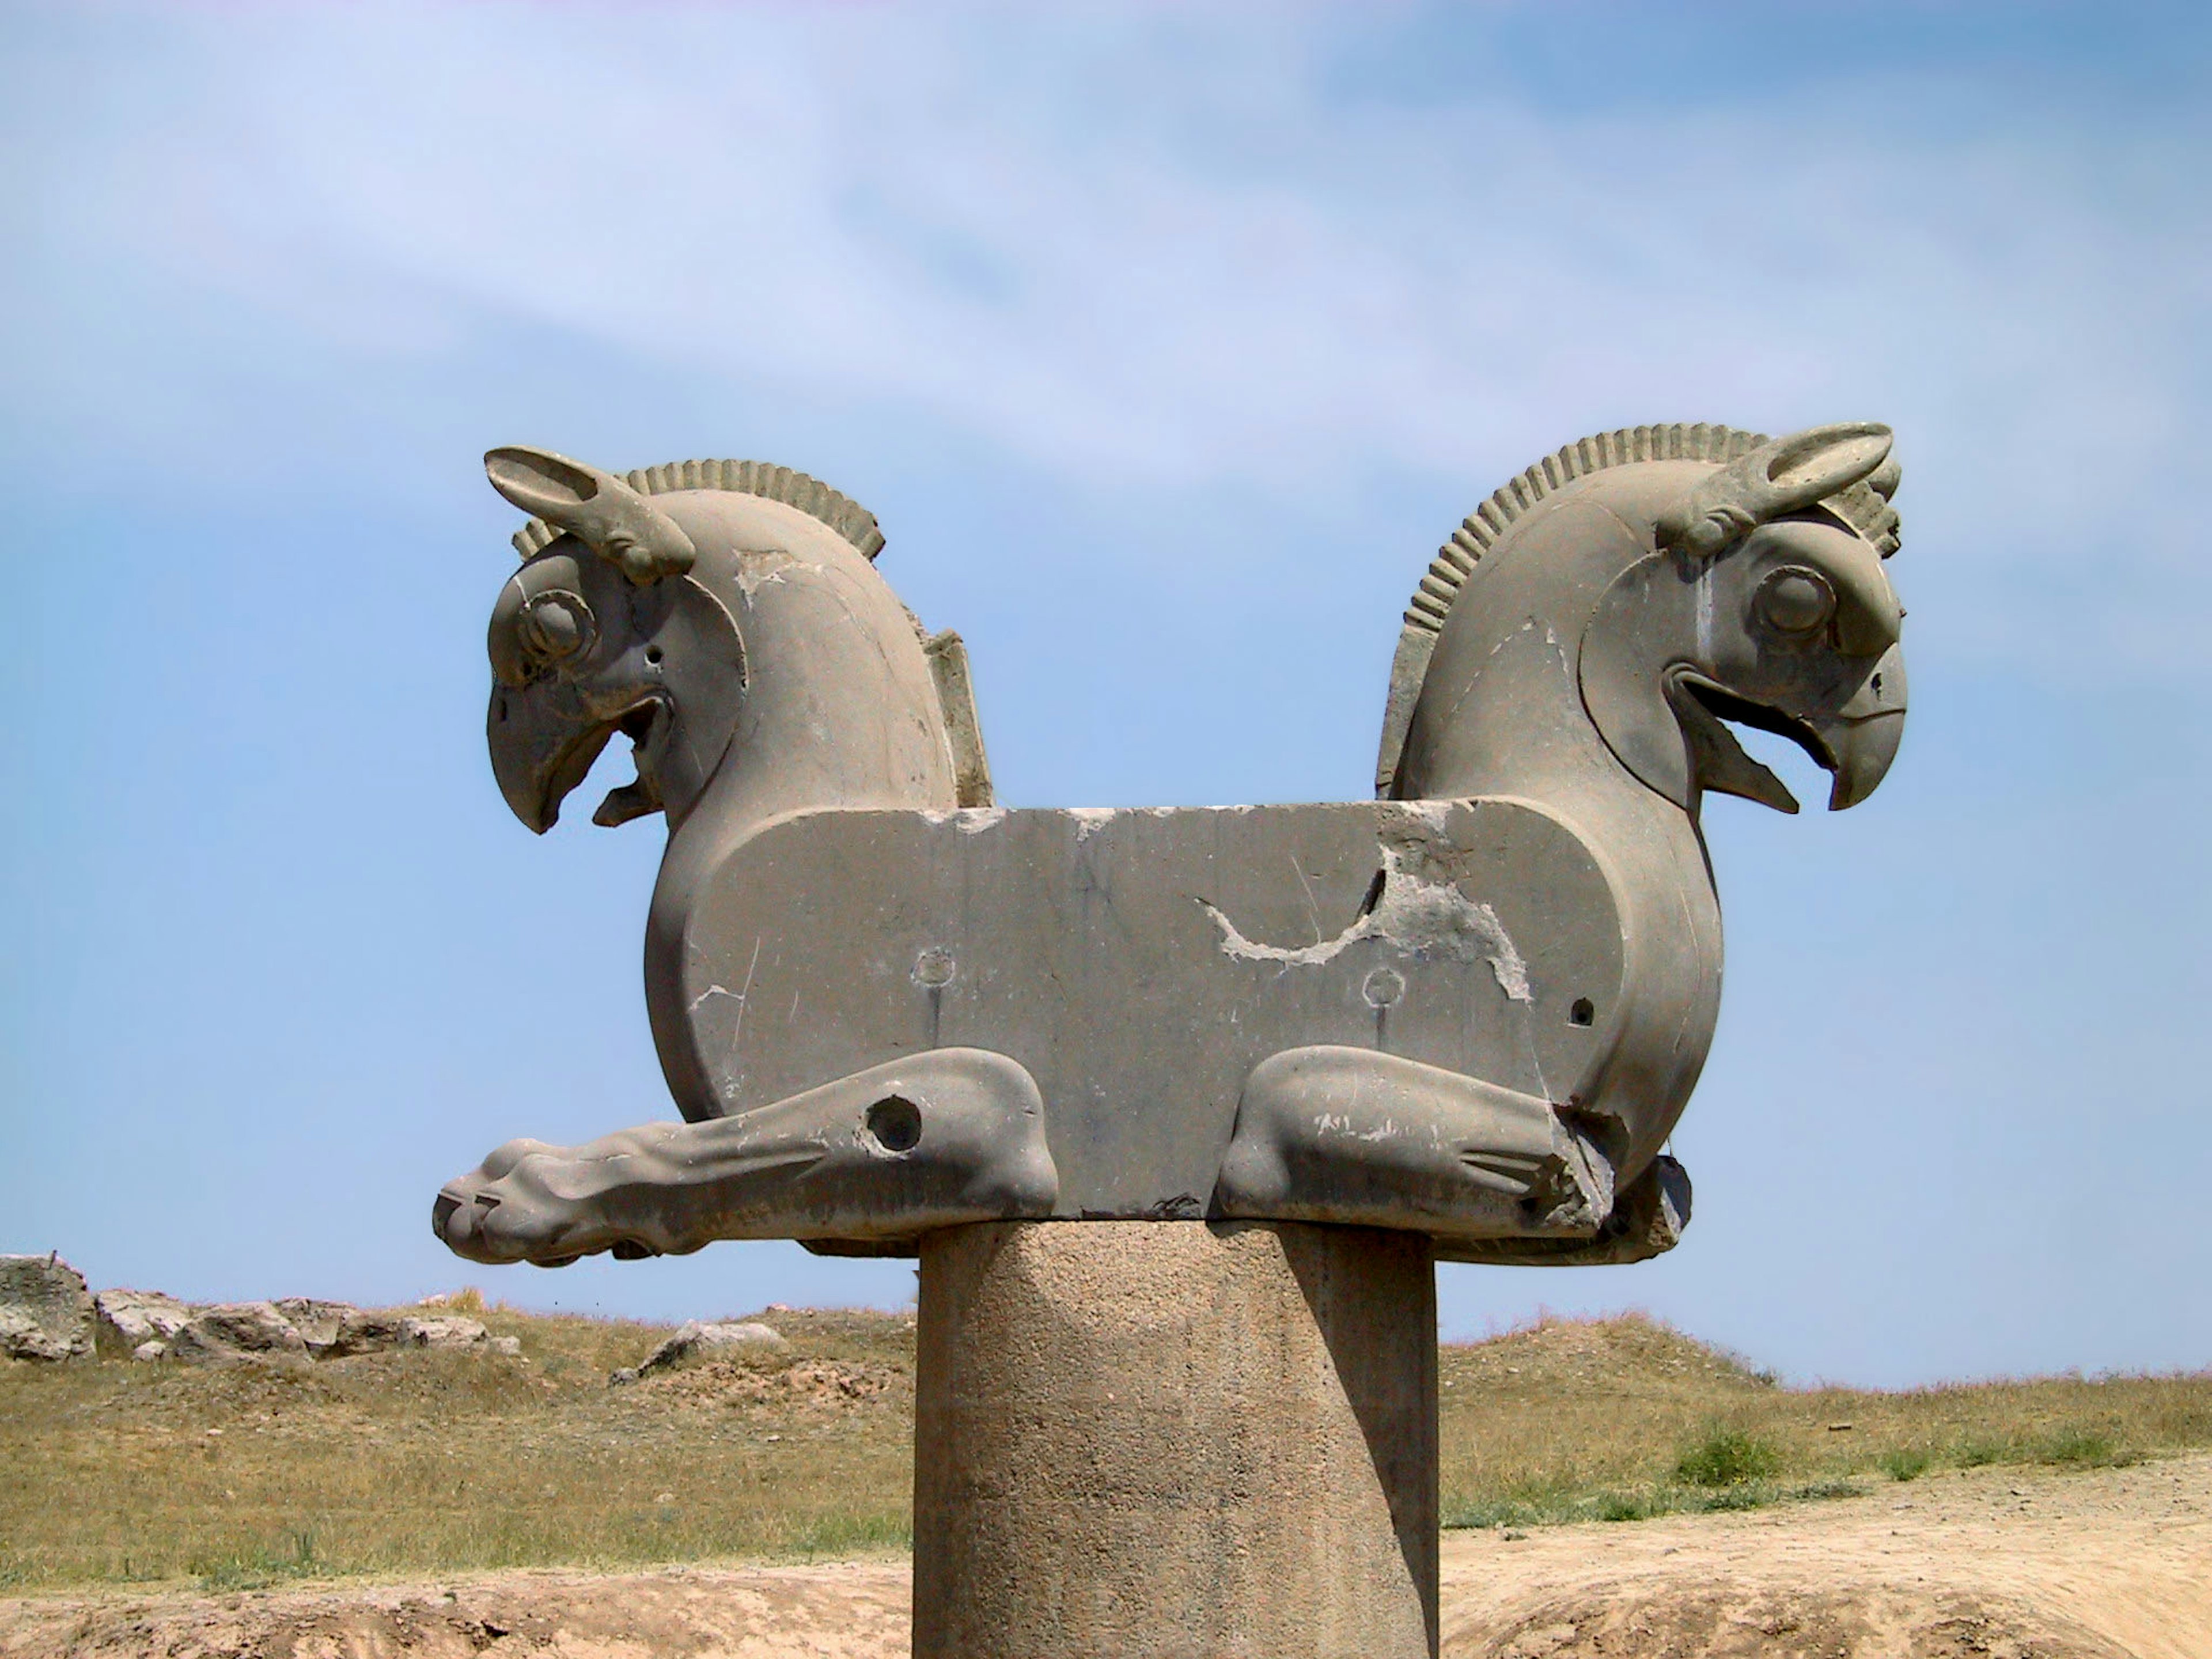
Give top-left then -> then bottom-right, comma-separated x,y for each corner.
612,1319 -> 789,1384
0,1253 -> 521,1364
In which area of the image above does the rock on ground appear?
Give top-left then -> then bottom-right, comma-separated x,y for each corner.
271,1297 -> 353,1355
89,1293 -> 518,1363
615,1319 -> 790,1382
0,1255 -> 93,1363
166,1302 -> 310,1363
93,1289 -> 194,1353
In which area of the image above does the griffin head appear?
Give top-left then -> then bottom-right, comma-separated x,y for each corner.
1580,422 -> 1907,814
483,447 -> 745,834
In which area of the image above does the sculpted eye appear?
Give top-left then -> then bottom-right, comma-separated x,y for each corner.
520,590 -> 594,665
1756,566 -> 1835,635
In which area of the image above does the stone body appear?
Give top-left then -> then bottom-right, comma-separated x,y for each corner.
914,1222 -> 1437,1659
437,423 -> 1903,1266
0,1255 -> 94,1363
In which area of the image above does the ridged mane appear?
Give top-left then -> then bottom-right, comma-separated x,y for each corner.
1377,422 -> 1904,796
510,459 -> 887,563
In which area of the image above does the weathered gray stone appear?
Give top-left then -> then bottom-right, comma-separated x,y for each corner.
914,1222 -> 1437,1659
95,1289 -> 195,1353
402,1315 -> 491,1350
168,1301 -> 309,1363
434,425 -> 1905,1265
85,1292 -> 518,1363
0,1255 -> 94,1363
324,1310 -> 407,1357
272,1297 -> 353,1355
633,1320 -> 788,1378
314,1310 -> 494,1356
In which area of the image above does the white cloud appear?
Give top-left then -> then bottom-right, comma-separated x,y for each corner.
10,4 -> 2209,668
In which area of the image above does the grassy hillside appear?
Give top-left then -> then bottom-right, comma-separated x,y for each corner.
4,1301 -> 2208,1593
1437,1313 -> 2212,1527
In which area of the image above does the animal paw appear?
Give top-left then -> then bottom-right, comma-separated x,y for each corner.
431,1135 -> 675,1267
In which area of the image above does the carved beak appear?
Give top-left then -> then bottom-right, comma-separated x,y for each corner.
1672,639 -> 1906,814
1806,642 -> 1907,810
487,677 -> 617,835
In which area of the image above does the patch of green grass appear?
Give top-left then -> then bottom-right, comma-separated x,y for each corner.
1791,1479 -> 1864,1502
1879,1447 -> 1932,1482
2035,1427 -> 2134,1469
1673,1426 -> 1779,1488
1595,1491 -> 1657,1522
785,1511 -> 911,1559
192,1530 -> 321,1592
1445,1477 -> 1862,1531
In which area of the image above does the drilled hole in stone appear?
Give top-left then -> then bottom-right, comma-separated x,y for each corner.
1570,997 -> 1596,1027
1363,967 -> 1406,1009
646,645 -> 664,665
1872,672 -> 1884,695
866,1096 -> 923,1153
912,948 -> 955,988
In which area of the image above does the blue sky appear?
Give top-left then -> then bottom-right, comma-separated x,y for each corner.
3,2 -> 2207,1387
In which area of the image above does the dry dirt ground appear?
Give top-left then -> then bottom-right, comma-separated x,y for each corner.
1439,1450 -> 2210,1659
3,1451 -> 2203,1659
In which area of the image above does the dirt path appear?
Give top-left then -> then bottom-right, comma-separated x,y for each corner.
5,1455 -> 2205,1658
1439,1452 -> 2212,1658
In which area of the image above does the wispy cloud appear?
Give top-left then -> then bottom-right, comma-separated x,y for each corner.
7,6 -> 2205,675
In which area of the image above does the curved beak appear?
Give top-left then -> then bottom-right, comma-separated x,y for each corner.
1807,642 -> 1907,811
488,677 -> 616,834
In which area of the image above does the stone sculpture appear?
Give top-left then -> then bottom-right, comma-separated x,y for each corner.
436,423 -> 1902,1265
433,423 -> 1906,1657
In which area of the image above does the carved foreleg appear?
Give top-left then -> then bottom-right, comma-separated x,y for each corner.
433,1048 -> 1058,1266
1213,1046 -> 1613,1243
1436,1154 -> 1691,1266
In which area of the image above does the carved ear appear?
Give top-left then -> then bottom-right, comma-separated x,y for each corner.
1657,422 -> 1893,558
484,446 -> 697,584
485,448 -> 606,518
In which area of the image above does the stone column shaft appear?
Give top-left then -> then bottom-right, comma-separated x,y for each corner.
913,1220 -> 1438,1659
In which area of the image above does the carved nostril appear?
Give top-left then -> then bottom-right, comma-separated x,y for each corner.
866,1096 -> 923,1153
